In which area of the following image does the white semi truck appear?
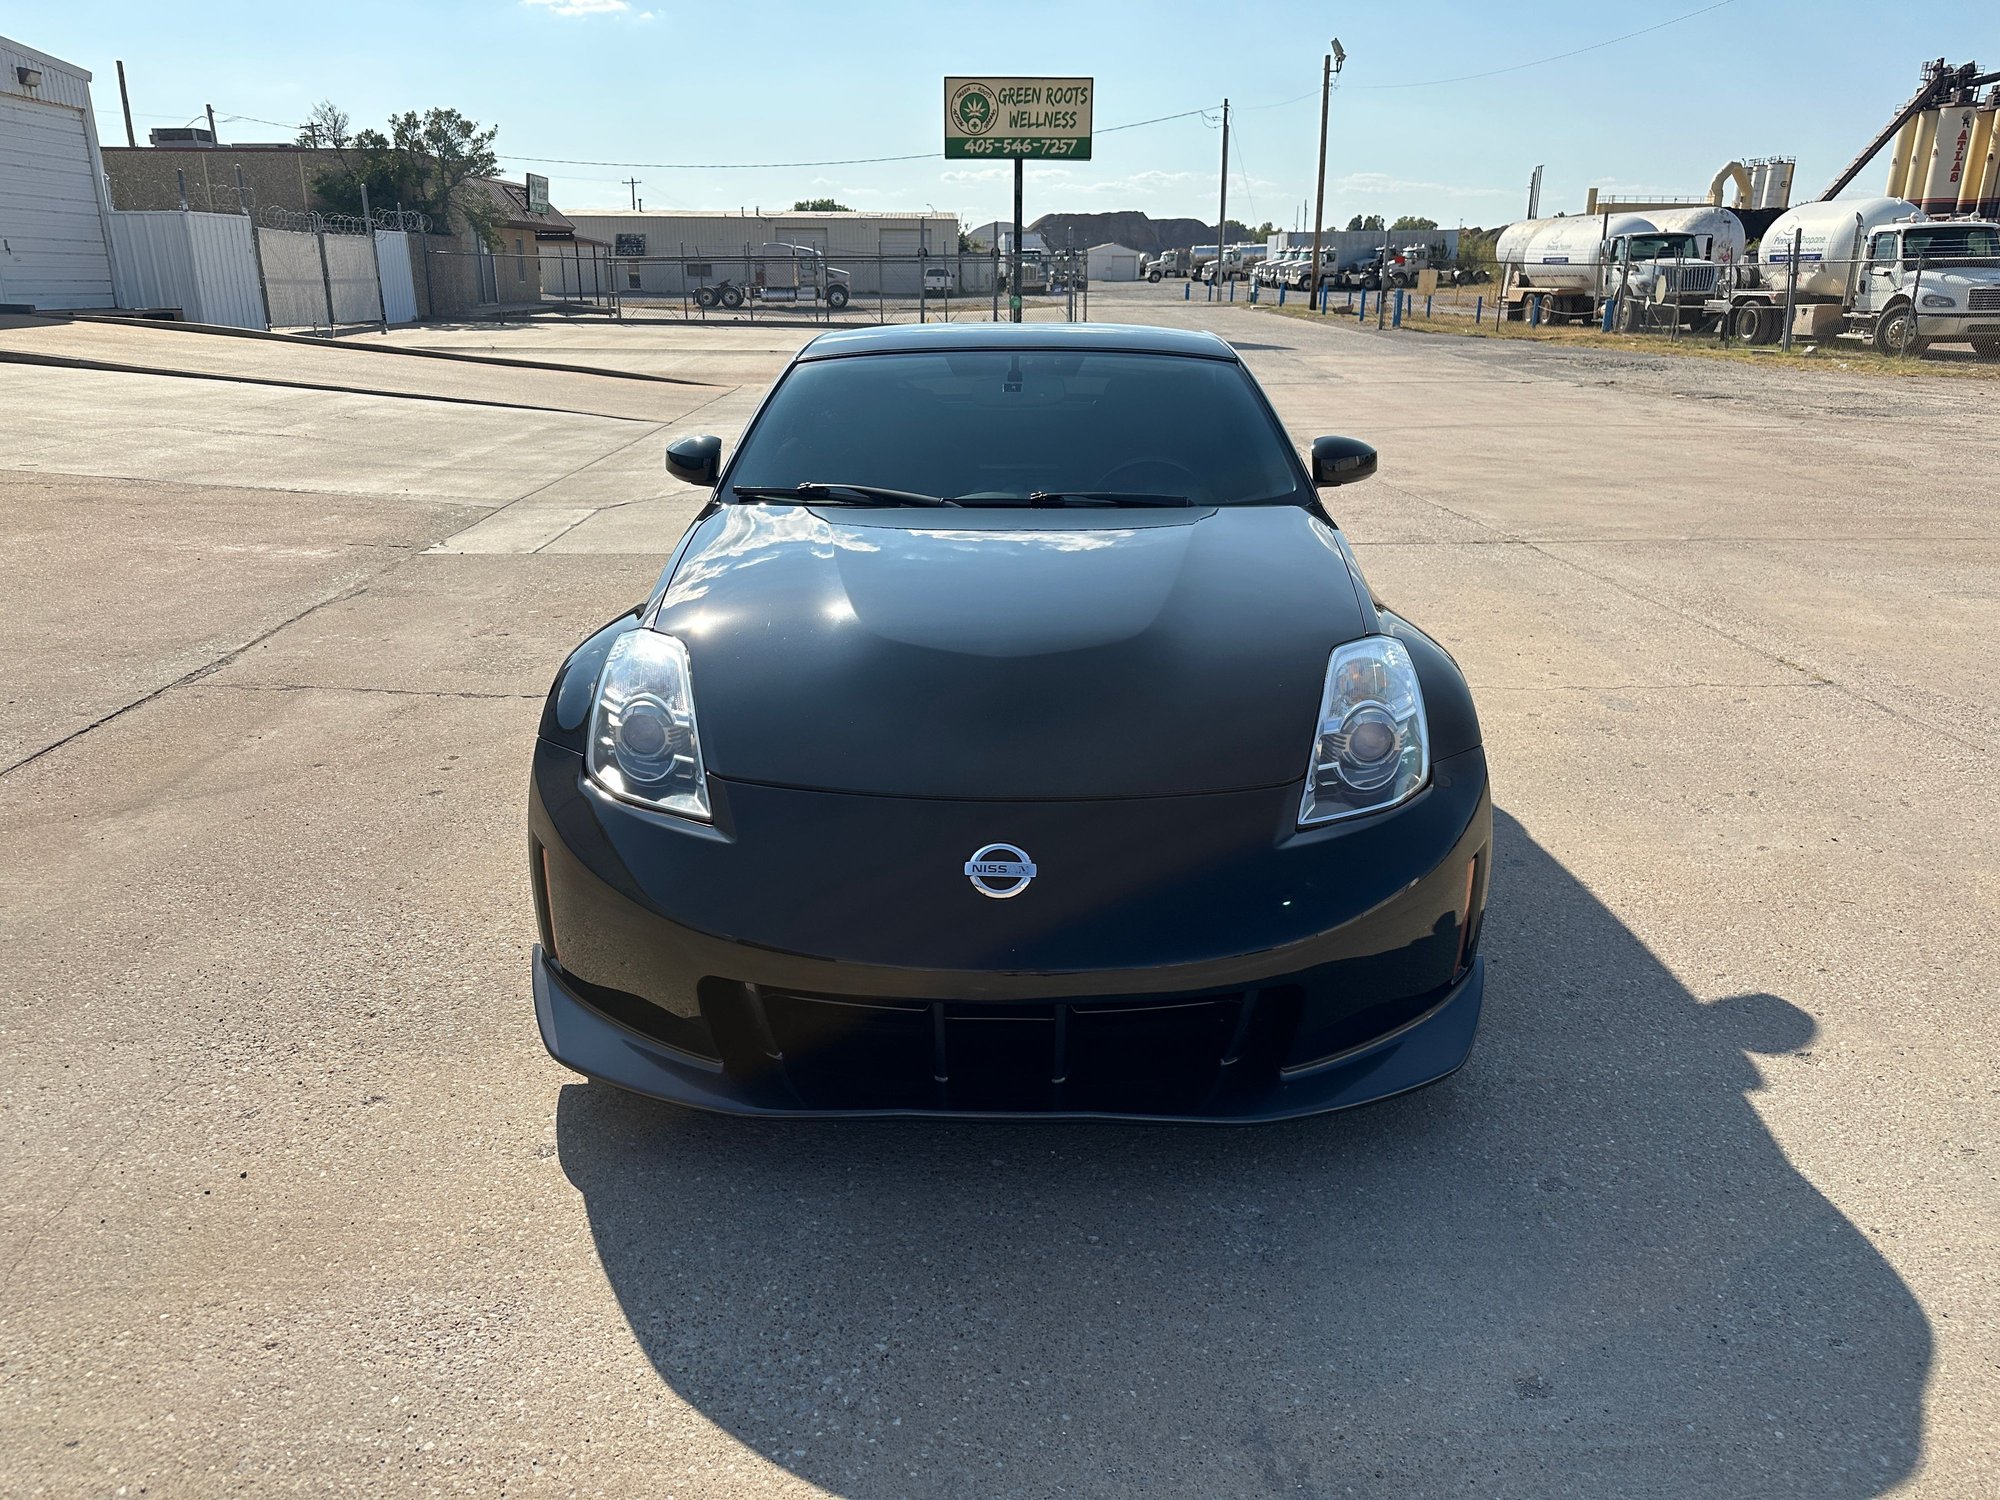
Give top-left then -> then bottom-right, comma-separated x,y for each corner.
1703,196 -> 2000,355
1493,212 -> 1733,326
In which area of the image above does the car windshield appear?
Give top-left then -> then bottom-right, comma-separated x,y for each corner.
1903,225 -> 2000,266
1627,233 -> 1701,261
727,350 -> 1308,507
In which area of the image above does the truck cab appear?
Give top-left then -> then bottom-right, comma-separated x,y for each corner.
747,242 -> 852,310
1852,221 -> 2000,357
1604,231 -> 1719,308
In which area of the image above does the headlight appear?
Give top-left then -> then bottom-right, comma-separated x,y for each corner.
587,630 -> 710,820
1920,293 -> 1956,309
1299,637 -> 1430,826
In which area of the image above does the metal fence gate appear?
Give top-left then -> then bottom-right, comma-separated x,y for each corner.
254,207 -> 429,333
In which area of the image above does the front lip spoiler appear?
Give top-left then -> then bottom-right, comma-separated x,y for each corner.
531,947 -> 1484,1124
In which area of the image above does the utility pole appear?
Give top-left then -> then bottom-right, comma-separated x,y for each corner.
1310,39 -> 1344,310
1214,98 -> 1230,300
1010,158 -> 1023,323
205,103 -> 217,144
623,177 -> 642,210
115,61 -> 136,148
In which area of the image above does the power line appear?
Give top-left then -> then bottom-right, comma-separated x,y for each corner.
1240,0 -> 1737,105
492,105 -> 1217,171
1349,0 -> 1737,89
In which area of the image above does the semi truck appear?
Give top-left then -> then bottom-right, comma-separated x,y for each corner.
694,242 -> 851,310
1492,213 -> 1732,326
1702,196 -> 2000,355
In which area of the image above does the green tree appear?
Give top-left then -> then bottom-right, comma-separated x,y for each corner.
307,103 -> 500,239
1345,213 -> 1385,232
794,197 -> 851,211
1390,215 -> 1439,231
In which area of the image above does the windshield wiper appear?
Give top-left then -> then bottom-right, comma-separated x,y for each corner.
942,491 -> 1191,508
731,482 -> 956,508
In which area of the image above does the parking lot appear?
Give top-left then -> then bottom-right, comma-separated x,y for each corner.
3,288 -> 1996,1497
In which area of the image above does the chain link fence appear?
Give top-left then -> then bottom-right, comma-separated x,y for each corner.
422,245 -> 1097,327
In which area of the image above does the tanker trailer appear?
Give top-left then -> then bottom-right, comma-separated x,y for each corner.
1703,196 -> 1950,348
1494,213 -> 1718,326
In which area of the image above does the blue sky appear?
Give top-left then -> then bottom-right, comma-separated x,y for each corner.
12,1 -> 1997,229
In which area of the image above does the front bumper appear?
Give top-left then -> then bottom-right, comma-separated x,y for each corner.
535,943 -> 1483,1122
529,741 -> 1490,1121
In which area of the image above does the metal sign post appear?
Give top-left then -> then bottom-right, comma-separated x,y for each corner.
946,77 -> 1094,327
1012,159 -> 1023,323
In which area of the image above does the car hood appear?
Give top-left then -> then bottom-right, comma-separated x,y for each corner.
652,502 -> 1370,799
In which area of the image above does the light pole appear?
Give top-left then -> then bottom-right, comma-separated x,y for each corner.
1310,39 -> 1345,310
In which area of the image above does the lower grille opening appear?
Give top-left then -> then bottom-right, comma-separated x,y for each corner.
748,987 -> 1278,1114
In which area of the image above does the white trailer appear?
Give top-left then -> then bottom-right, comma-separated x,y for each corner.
1704,197 -> 2000,355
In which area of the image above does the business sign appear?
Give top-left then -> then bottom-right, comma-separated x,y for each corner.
944,77 -> 1093,160
614,233 -> 647,257
525,172 -> 550,214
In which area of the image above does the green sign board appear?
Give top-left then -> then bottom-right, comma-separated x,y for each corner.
944,77 -> 1094,161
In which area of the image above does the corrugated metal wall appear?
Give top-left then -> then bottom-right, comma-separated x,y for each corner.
0,37 -> 95,112
0,41 -> 114,310
375,230 -> 417,324
106,210 -> 265,327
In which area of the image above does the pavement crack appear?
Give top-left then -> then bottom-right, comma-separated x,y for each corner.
2,573 -> 392,780
197,683 -> 544,701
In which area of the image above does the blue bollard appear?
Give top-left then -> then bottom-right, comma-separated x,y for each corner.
1278,282 -> 1286,306
1529,294 -> 1542,329
1475,296 -> 1484,325
1358,289 -> 1368,321
1184,279 -> 1191,301
1229,279 -> 1235,302
1425,294 -> 1433,318
1392,289 -> 1403,328
1599,296 -> 1616,332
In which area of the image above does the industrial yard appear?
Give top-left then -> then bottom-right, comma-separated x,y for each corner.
5,294 -> 1998,1496
6,7 -> 2000,1497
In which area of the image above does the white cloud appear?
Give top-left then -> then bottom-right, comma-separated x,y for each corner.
523,0 -> 630,15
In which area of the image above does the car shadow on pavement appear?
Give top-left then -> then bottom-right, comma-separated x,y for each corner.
555,809 -> 1930,1498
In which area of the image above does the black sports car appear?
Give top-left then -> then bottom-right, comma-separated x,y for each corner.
529,323 -> 1489,1121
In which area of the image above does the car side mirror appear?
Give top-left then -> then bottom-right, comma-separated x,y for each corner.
665,434 -> 723,487
1310,435 -> 1378,487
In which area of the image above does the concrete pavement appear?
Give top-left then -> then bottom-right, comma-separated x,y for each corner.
1,293 -> 1994,1497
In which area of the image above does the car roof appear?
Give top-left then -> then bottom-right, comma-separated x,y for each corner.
794,322 -> 1240,363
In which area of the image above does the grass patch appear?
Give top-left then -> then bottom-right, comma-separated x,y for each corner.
1252,298 -> 2000,380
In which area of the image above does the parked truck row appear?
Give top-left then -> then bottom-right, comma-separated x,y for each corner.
1492,199 -> 2000,355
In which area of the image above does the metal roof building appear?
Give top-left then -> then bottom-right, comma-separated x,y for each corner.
565,209 -> 961,296
0,35 -> 116,310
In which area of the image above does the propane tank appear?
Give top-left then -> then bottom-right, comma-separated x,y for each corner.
1649,206 -> 1747,264
1757,197 -> 1919,300
1493,213 -> 1656,290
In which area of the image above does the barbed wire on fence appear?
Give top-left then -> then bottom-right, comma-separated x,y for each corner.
258,205 -> 431,235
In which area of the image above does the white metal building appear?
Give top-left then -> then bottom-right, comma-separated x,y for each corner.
1086,243 -> 1144,282
0,35 -> 116,310
564,210 -> 961,297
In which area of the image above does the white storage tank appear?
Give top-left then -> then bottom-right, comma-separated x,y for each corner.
1757,196 -> 1919,300
1494,213 -> 1656,290
1649,206 -> 1747,264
